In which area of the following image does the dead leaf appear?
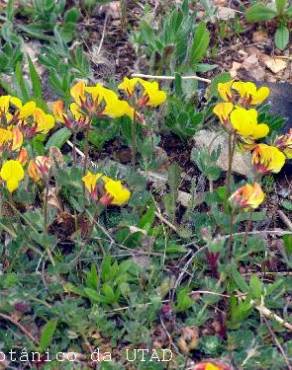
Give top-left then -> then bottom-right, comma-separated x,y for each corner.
177,326 -> 199,353
230,61 -> 242,78
263,56 -> 288,74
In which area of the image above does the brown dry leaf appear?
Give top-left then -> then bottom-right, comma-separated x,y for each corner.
177,326 -> 199,354
46,187 -> 63,211
263,56 -> 288,74
252,30 -> 268,44
230,61 -> 242,78
242,54 -> 265,80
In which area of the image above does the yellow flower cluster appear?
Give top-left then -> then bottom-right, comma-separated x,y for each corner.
82,171 -> 131,206
229,182 -> 265,211
0,95 -> 55,150
53,78 -> 167,131
0,95 -> 56,192
213,80 -> 289,175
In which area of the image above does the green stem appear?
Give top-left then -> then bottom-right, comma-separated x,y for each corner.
227,209 -> 235,261
43,182 -> 55,266
131,115 -> 137,167
227,133 -> 236,194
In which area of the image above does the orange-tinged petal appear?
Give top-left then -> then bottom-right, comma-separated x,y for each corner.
28,160 -> 40,183
17,148 -> 29,165
11,127 -> 23,151
53,100 -> 66,123
252,144 -> 286,174
229,183 -> 265,210
70,80 -> 86,104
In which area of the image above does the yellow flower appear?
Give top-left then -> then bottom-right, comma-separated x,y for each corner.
18,101 -> 37,119
205,364 -> 221,370
82,171 -> 104,199
70,80 -> 86,104
118,77 -> 141,97
217,80 -> 234,102
119,77 -> 167,107
230,107 -> 269,140
252,144 -> 286,174
0,127 -> 13,146
0,160 -> 24,192
33,108 -> 55,134
102,178 -> 131,206
274,129 -> 292,159
0,95 -> 10,114
213,102 -> 233,124
232,81 -> 269,105
229,183 -> 265,210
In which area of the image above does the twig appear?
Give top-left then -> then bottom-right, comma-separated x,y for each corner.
0,313 -> 39,345
277,210 -> 292,231
250,299 -> 292,332
131,73 -> 211,84
218,230 -> 292,240
263,316 -> 292,369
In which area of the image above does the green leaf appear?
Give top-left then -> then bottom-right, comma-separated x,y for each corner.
210,72 -> 232,98
86,264 -> 99,290
39,320 -> 58,352
249,275 -> 262,299
15,62 -> 29,101
139,204 -> 156,233
283,235 -> 292,255
245,3 -> 277,22
230,264 -> 249,292
276,0 -> 287,14
287,6 -> 292,17
28,55 -> 43,101
64,7 -> 80,23
6,0 -> 15,22
190,22 -> 210,64
45,127 -> 71,149
275,25 -> 289,50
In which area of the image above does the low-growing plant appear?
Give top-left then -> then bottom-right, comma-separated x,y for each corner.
245,0 -> 292,49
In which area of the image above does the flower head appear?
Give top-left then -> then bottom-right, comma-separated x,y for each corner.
218,80 -> 234,102
82,171 -> 130,206
193,361 -> 230,370
118,77 -> 167,107
213,102 -> 233,125
274,129 -> 292,159
28,156 -> 52,183
229,183 -> 265,210
252,144 -> 286,174
82,171 -> 104,200
101,179 -> 131,206
33,108 -> 55,134
232,81 -> 270,105
230,107 -> 269,140
0,160 -> 24,192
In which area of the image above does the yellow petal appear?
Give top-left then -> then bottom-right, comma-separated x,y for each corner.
252,123 -> 269,139
104,179 -> 131,206
19,101 -> 36,119
82,171 -> 103,194
0,160 -> 24,192
53,100 -> 65,123
0,95 -> 10,113
252,144 -> 286,173
213,102 -> 233,123
70,80 -> 86,104
0,127 -> 13,145
218,80 -> 234,101
252,86 -> 270,105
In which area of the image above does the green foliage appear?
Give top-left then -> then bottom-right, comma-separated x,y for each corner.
245,0 -> 291,49
132,0 -> 211,73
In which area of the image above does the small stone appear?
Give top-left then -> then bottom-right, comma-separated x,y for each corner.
264,56 -> 287,74
193,130 -> 254,177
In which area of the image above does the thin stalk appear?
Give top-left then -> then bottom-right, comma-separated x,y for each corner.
226,133 -> 236,194
43,182 -> 55,266
227,209 -> 235,261
131,113 -> 137,167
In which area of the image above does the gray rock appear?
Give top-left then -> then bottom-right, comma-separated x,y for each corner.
193,129 -> 253,177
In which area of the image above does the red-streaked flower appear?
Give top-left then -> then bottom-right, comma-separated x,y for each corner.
28,156 -> 52,183
274,129 -> 292,159
193,360 -> 231,370
229,183 -> 265,210
252,144 -> 286,174
82,171 -> 104,200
